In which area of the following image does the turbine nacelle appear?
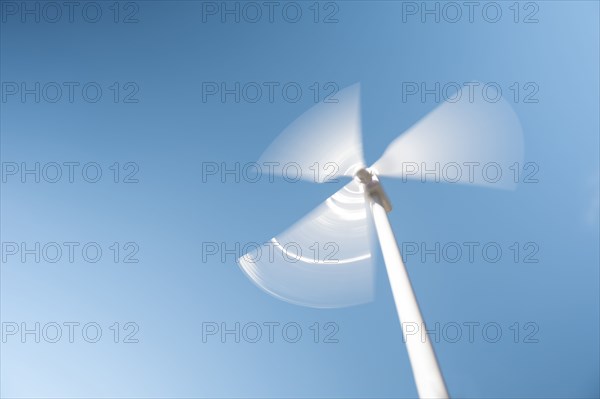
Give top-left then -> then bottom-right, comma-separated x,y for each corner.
355,168 -> 393,213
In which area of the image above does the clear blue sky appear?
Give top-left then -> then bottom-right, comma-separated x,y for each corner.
1,1 -> 598,398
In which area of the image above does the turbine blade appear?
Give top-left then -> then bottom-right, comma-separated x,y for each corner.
238,179 -> 374,308
259,83 -> 365,183
372,84 -> 524,190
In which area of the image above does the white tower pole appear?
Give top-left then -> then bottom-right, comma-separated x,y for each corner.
359,170 -> 449,399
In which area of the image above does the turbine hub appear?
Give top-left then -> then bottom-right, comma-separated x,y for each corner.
355,168 -> 393,213
355,168 -> 373,184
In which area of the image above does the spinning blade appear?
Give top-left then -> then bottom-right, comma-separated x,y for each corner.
238,179 -> 374,308
372,84 -> 524,190
259,83 -> 365,183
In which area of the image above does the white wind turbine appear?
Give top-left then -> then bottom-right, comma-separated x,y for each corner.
238,83 -> 523,399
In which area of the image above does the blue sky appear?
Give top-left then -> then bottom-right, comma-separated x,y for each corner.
1,1 -> 599,398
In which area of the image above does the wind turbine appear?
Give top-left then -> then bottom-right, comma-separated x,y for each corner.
238,83 -> 523,399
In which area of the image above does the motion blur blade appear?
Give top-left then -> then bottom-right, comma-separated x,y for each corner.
259,83 -> 365,183
238,179 -> 374,308
372,84 -> 524,190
